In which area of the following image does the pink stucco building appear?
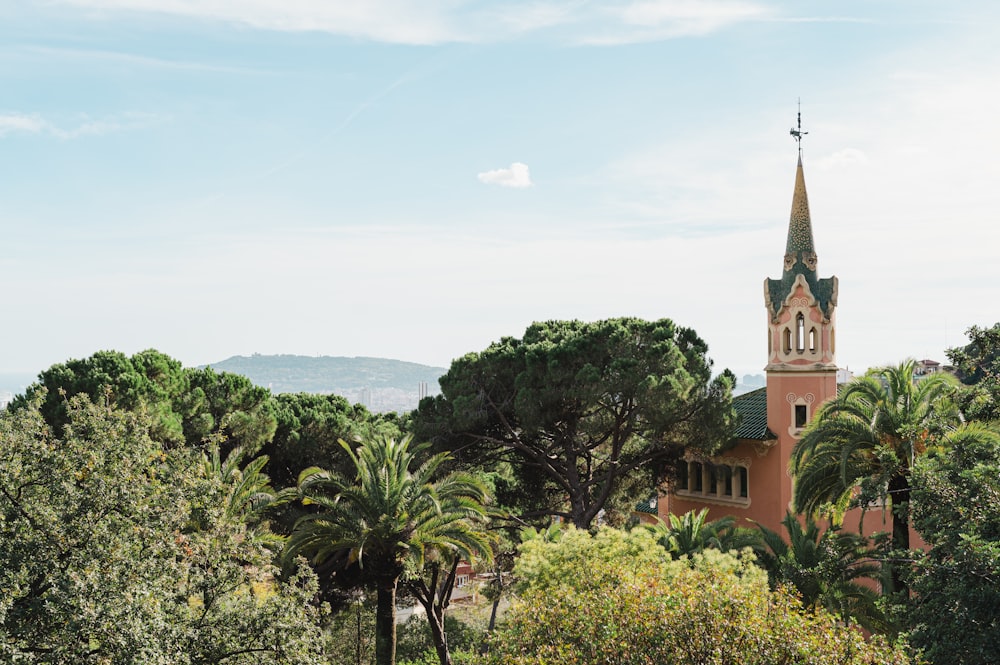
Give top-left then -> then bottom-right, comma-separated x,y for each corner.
658,149 -> 845,537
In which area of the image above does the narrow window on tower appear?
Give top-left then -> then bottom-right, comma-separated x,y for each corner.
783,327 -> 792,354
795,404 -> 808,429
809,327 -> 817,353
796,313 -> 805,353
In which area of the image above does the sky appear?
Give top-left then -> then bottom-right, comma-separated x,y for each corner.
1,1 -> 999,388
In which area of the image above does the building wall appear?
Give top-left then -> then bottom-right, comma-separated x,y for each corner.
658,437 -> 788,535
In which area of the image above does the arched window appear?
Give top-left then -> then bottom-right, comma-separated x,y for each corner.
783,327 -> 792,354
796,313 -> 805,353
809,327 -> 817,353
720,466 -> 733,497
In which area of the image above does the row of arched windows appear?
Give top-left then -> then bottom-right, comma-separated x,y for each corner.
676,461 -> 749,502
781,312 -> 817,355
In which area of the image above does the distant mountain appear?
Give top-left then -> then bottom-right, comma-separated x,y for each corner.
203,354 -> 448,413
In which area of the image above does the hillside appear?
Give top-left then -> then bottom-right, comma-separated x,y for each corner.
203,354 -> 447,413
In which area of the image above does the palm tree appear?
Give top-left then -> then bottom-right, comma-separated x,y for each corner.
199,442 -> 284,552
283,435 -> 491,665
646,508 -> 758,559
790,360 -> 959,591
202,443 -> 275,518
755,513 -> 884,632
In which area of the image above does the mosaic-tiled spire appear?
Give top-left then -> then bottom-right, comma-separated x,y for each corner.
785,155 -> 816,266
765,154 -> 837,321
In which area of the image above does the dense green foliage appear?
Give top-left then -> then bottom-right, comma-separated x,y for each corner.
791,358 -> 1000,653
415,318 -> 735,528
906,424 -> 1000,664
11,348 -> 400,493
947,322 -> 1000,423
283,436 -> 491,665
267,392 -> 401,489
395,614 -> 481,665
0,395 -> 328,663
489,527 -> 910,665
790,360 -> 961,592
11,349 -> 277,455
645,508 -> 757,559
10,339 -> 999,665
754,513 -> 884,633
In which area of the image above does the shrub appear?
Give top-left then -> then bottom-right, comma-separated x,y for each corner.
488,526 -> 910,665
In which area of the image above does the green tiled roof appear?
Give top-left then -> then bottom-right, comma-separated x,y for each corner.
635,495 -> 658,514
732,386 -> 774,441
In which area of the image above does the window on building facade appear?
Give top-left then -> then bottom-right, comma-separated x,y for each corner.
795,404 -> 807,429
676,462 -> 689,490
676,461 -> 749,504
720,465 -> 733,497
796,313 -> 805,353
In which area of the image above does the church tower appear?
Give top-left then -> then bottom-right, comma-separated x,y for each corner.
655,113 -> 841,536
763,121 -> 839,516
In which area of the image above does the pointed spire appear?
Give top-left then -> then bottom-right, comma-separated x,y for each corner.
785,155 -> 816,258
766,108 -> 837,325
783,101 -> 817,275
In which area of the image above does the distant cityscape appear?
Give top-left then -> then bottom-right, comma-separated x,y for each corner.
342,383 -> 436,414
203,355 -> 446,414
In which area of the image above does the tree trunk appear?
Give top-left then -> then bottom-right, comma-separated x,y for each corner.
487,597 -> 500,633
888,473 -> 911,594
375,580 -> 398,665
426,604 -> 452,665
411,558 -> 460,665
356,599 -> 363,665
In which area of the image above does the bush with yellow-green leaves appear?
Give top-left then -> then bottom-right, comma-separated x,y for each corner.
488,526 -> 911,665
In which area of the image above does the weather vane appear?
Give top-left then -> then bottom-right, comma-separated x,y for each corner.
789,98 -> 807,155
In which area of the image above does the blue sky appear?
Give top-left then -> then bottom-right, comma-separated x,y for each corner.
1,1 -> 998,386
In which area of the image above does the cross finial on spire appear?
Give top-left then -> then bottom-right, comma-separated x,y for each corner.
789,98 -> 807,156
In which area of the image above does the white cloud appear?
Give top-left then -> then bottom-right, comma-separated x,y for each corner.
478,162 -> 533,188
56,0 -> 460,44
0,113 -> 46,136
50,0 -> 771,44
620,0 -> 767,32
0,111 -> 162,139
